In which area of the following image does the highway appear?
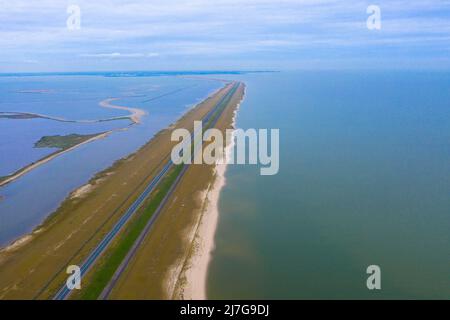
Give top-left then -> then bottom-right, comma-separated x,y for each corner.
99,82 -> 241,299
53,82 -> 240,300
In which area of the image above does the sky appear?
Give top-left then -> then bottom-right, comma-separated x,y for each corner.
1,0 -> 450,72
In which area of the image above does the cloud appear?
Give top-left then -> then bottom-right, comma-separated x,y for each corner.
0,0 -> 449,71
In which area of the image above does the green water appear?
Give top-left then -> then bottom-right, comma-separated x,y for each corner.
208,71 -> 450,299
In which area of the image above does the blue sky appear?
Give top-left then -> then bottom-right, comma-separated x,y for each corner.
1,0 -> 450,72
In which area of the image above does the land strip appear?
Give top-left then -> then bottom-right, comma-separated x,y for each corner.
0,82 -> 234,299
0,96 -> 145,187
106,83 -> 245,299
63,82 -> 242,300
0,132 -> 112,187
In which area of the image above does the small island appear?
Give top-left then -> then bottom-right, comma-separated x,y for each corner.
0,132 -> 110,187
35,133 -> 101,150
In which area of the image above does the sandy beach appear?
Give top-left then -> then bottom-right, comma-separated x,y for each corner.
0,82 -> 237,299
180,95 -> 244,300
99,82 -> 244,300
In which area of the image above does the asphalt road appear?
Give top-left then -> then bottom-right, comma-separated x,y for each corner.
100,82 -> 241,299
53,82 -> 240,300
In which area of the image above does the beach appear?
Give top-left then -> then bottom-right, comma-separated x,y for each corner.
0,82 -> 239,299
205,72 -> 450,299
2,0 -> 450,301
102,83 -> 245,300
179,99 -> 242,300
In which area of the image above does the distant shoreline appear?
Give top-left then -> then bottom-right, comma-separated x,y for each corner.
0,70 -> 274,77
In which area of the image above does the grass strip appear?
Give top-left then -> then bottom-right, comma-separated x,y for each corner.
77,164 -> 184,300
76,83 -> 240,299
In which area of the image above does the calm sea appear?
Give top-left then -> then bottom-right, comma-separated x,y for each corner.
208,71 -> 450,299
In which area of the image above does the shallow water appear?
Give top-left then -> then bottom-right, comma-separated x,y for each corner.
208,71 -> 450,299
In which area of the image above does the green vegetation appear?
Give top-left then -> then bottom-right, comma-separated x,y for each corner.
78,164 -> 185,300
0,83 -> 237,299
77,83 -> 240,300
34,133 -> 101,150
0,133 -> 106,187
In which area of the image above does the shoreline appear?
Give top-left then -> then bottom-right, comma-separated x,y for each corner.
0,111 -> 129,123
98,98 -> 147,124
0,98 -> 145,188
94,82 -> 243,300
0,82 -> 236,299
179,91 -> 244,300
0,83 -> 225,251
0,131 -> 112,188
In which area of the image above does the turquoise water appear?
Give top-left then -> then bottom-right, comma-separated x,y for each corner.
208,71 -> 450,299
0,75 -> 222,246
